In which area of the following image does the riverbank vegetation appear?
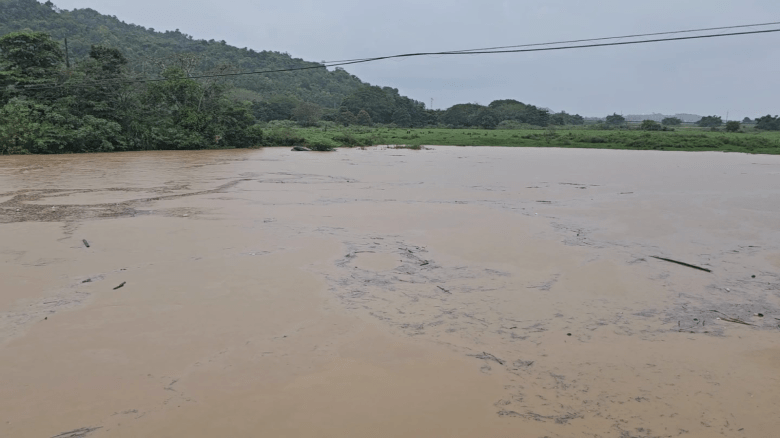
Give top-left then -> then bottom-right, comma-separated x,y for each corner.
261,124 -> 780,155
1,0 -> 779,155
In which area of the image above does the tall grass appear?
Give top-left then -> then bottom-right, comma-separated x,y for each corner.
263,126 -> 780,155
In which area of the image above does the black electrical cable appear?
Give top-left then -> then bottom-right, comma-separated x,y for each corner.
323,20 -> 780,63
21,26 -> 780,91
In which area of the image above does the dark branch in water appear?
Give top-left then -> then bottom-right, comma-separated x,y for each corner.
469,352 -> 504,365
50,427 -> 102,438
651,256 -> 711,272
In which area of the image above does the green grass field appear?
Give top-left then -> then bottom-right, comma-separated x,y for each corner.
265,125 -> 780,155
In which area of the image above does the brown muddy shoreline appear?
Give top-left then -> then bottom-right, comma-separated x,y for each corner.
1,147 -> 779,437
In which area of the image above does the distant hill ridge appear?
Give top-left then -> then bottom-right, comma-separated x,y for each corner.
0,0 -> 719,122
0,0 -> 366,107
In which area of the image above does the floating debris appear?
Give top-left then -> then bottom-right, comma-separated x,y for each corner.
710,310 -> 753,326
50,426 -> 103,438
469,352 -> 504,365
650,256 -> 711,273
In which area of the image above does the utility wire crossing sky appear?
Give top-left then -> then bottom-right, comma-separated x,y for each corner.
46,0 -> 780,118
25,23 -> 780,94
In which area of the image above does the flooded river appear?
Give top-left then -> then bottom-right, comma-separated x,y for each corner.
1,147 -> 779,437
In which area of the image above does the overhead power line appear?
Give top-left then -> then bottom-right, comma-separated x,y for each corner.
324,20 -> 780,63
21,25 -> 780,91
324,28 -> 780,66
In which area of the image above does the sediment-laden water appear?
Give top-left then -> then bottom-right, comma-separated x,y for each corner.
1,147 -> 779,438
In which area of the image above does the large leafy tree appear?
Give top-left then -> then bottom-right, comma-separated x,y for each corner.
391,108 -> 412,127
605,113 -> 626,126
550,111 -> 584,126
356,109 -> 372,126
0,31 -> 64,103
341,86 -> 395,124
292,101 -> 321,126
0,98 -> 63,154
696,115 -> 723,128
755,115 -> 780,131
336,106 -> 356,126
725,121 -> 740,132
252,95 -> 298,121
143,67 -> 228,149
489,99 -> 550,126
441,103 -> 481,127
63,45 -> 132,122
468,107 -> 499,129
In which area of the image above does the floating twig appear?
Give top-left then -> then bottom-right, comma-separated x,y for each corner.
437,286 -> 451,294
469,352 -> 504,365
651,256 -> 711,272
113,281 -> 126,290
719,317 -> 753,326
709,310 -> 754,326
50,426 -> 103,438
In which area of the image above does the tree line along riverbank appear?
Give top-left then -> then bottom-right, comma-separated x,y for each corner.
2,28 -> 779,155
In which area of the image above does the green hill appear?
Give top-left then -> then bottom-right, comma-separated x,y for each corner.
0,0 -> 365,108
0,0 -> 625,155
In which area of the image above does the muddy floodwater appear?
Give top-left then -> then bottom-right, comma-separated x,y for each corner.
1,147 -> 779,438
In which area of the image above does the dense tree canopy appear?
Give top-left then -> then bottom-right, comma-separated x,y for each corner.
725,121 -> 741,132
0,0 -> 366,107
435,100 -> 573,129
338,85 -> 431,127
696,116 -> 723,128
0,0 -> 611,154
550,111 -> 584,126
0,31 -> 262,153
605,113 -> 626,126
488,99 -> 551,127
755,115 -> 780,131
355,109 -> 372,126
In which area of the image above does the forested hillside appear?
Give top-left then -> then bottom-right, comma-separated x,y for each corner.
0,0 -> 366,108
0,0 -> 608,155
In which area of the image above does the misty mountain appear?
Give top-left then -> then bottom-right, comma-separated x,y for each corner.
0,0 -> 366,108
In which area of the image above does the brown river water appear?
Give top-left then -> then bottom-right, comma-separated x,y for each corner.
1,147 -> 779,438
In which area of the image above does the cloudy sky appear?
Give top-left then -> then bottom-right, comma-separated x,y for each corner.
51,0 -> 780,119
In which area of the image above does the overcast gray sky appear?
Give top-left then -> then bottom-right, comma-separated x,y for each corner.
52,0 -> 780,119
